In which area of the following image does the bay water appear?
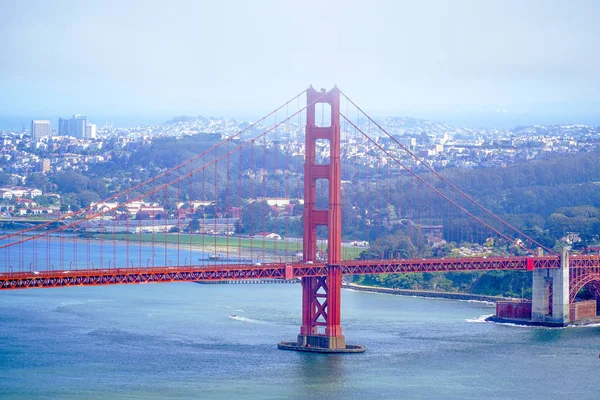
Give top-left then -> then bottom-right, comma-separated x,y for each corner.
0,282 -> 598,399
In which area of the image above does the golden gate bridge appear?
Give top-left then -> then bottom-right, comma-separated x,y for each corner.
1,87 -> 599,352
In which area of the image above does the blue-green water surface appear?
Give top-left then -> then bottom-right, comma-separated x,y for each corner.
0,284 -> 598,399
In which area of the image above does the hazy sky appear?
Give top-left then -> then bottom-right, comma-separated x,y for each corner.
1,0 -> 599,125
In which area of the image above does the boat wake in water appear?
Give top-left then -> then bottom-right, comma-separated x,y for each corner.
229,315 -> 269,324
465,314 -> 494,323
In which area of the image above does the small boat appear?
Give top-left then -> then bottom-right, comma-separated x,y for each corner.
231,314 -> 238,318
207,254 -> 252,263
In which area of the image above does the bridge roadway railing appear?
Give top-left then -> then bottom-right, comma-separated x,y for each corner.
1,255 -> 599,291
0,255 -> 580,290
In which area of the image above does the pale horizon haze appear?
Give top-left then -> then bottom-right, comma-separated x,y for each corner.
1,0 -> 600,128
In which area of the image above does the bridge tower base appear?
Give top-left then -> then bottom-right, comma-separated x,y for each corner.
278,87 -> 364,353
531,248 -> 570,326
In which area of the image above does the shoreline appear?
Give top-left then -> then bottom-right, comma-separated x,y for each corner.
343,282 -> 513,303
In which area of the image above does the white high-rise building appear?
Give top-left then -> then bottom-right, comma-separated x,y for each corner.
31,120 -> 51,139
86,123 -> 97,139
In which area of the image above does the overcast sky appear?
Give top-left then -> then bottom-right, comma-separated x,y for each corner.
1,0 -> 599,125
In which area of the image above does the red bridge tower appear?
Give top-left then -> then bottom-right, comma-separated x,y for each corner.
279,86 -> 364,353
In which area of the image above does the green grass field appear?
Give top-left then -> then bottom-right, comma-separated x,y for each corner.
96,233 -> 364,260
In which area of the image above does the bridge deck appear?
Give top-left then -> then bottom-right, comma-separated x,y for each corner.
1,255 -> 589,290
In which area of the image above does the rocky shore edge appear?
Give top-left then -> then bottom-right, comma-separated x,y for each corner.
342,282 -> 513,303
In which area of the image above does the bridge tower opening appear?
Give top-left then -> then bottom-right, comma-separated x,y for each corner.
278,86 -> 364,353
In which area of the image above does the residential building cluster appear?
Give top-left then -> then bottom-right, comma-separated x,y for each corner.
0,133 -> 115,177
0,185 -> 43,199
0,115 -> 598,218
0,185 -> 60,216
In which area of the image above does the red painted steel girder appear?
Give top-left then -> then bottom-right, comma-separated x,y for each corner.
569,255 -> 600,269
339,256 -> 560,274
570,273 -> 600,303
2,255 -> 597,292
0,263 -> 337,291
0,256 -> 577,291
0,264 -> 289,290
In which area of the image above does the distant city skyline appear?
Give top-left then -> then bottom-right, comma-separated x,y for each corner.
1,0 -> 600,129
2,104 -> 600,134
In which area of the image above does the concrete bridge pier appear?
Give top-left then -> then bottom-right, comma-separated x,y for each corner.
531,248 -> 570,326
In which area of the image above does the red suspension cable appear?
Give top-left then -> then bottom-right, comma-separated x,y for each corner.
340,90 -> 555,255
